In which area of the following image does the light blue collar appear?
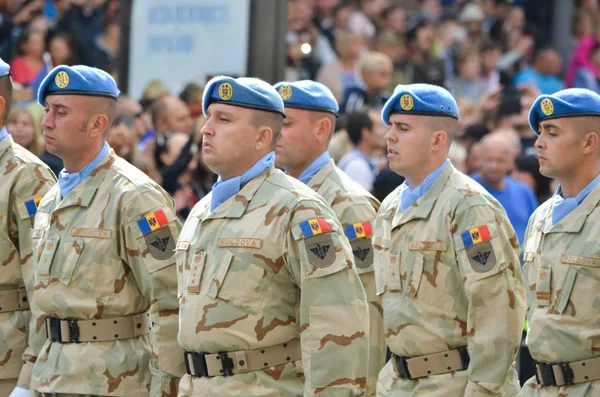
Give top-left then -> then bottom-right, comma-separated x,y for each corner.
210,151 -> 275,211
0,127 -> 8,142
58,141 -> 110,198
297,151 -> 331,184
551,172 -> 600,225
399,159 -> 449,213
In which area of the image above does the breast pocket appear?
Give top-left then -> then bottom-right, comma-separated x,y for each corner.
405,248 -> 458,312
207,250 -> 273,314
556,251 -> 600,319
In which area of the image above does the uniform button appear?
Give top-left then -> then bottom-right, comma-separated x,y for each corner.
239,360 -> 245,366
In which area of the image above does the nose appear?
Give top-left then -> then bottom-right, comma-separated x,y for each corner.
200,119 -> 214,136
41,111 -> 54,131
534,133 -> 544,150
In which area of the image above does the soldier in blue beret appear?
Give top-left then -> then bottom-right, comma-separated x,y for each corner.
0,59 -> 57,397
176,76 -> 370,397
22,64 -> 185,396
274,80 -> 383,396
373,84 -> 525,396
519,88 -> 600,397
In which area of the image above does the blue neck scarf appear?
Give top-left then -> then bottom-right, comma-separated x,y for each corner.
58,142 -> 110,198
0,127 -> 8,142
210,152 -> 275,211
551,172 -> 600,225
298,151 -> 331,184
400,159 -> 448,213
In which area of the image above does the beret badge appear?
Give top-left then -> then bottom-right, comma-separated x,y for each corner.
218,83 -> 233,100
55,71 -> 69,89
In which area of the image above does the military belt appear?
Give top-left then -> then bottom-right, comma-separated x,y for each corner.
0,287 -> 29,313
535,358 -> 600,387
391,346 -> 470,379
45,311 -> 152,343
185,338 -> 301,377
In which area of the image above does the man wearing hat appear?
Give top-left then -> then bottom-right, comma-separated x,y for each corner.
373,83 -> 525,396
273,79 -> 384,396
0,59 -> 56,396
519,88 -> 600,396
15,65 -> 184,397
176,76 -> 369,396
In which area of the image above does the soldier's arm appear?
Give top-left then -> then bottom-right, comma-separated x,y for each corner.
14,164 -> 57,390
122,189 -> 185,397
452,204 -> 526,397
284,199 -> 370,397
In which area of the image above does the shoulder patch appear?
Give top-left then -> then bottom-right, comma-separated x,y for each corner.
137,209 -> 168,235
306,233 -> 336,268
299,218 -> 331,237
24,196 -> 44,217
351,238 -> 373,269
145,227 -> 175,260
461,225 -> 491,247
466,241 -> 496,273
344,221 -> 372,241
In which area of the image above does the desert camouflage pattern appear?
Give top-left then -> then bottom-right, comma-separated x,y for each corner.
307,159 -> 384,396
28,149 -> 184,396
519,182 -> 600,397
176,166 -> 370,397
0,136 -> 56,390
373,162 -> 526,397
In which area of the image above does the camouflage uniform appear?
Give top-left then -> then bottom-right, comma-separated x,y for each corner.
307,159 -> 383,396
0,136 -> 56,395
29,149 -> 183,396
373,162 -> 526,397
519,185 -> 600,397
176,166 -> 370,397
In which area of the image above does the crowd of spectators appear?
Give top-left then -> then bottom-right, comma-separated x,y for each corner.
0,0 -> 594,241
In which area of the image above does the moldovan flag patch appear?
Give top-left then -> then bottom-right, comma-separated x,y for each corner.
344,221 -> 373,241
300,218 -> 331,237
137,209 -> 168,235
25,196 -> 44,217
461,225 -> 491,247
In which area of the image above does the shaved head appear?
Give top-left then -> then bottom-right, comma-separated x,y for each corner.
0,76 -> 13,125
426,116 -> 458,147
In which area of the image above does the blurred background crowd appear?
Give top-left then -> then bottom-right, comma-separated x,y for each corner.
0,0 -> 596,247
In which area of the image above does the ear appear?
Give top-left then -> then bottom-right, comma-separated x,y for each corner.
315,117 -> 332,144
88,113 -> 110,138
430,130 -> 447,153
255,126 -> 273,151
0,96 -> 5,127
582,131 -> 599,155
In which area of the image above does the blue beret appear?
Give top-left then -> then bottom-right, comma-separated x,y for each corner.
37,65 -> 120,105
273,80 -> 339,116
528,88 -> 600,135
381,83 -> 458,126
203,76 -> 285,117
0,57 -> 9,78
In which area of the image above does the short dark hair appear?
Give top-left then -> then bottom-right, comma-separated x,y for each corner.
0,76 -> 13,125
252,110 -> 284,149
346,109 -> 373,146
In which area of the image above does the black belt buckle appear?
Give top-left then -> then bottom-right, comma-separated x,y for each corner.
392,354 -> 412,379
184,352 -> 209,377
457,346 -> 470,369
68,319 -> 80,343
218,352 -> 234,376
559,362 -> 574,386
535,361 -> 556,386
46,317 -> 61,342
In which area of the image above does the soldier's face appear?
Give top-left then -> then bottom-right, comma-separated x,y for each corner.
276,108 -> 320,174
41,95 -> 92,161
535,118 -> 582,179
385,114 -> 431,177
201,103 -> 260,179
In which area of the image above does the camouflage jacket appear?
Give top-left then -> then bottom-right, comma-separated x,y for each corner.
307,159 -> 383,396
29,149 -> 184,396
521,181 -> 600,395
176,166 -> 370,397
0,136 -> 56,383
373,162 -> 525,397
